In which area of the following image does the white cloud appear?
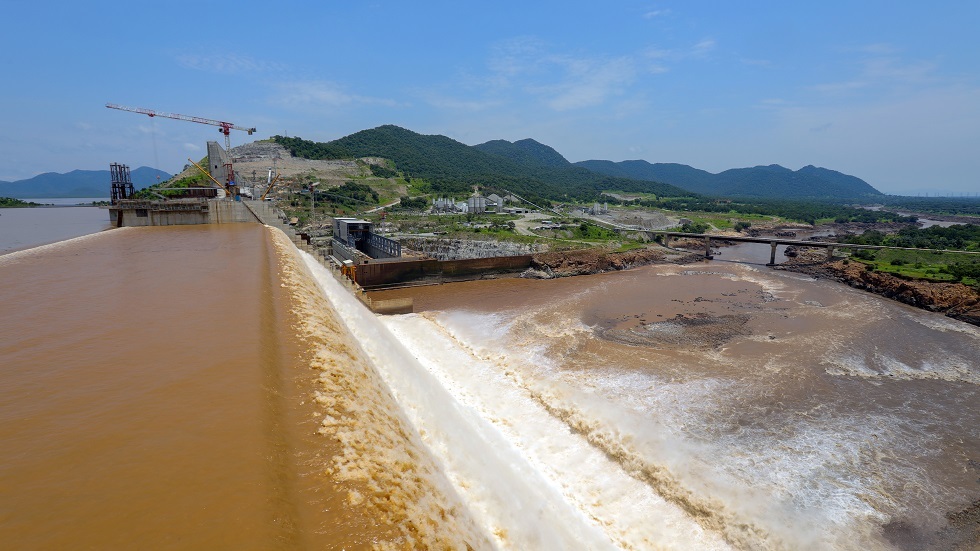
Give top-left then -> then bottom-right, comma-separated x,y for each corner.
760,85 -> 980,193
690,39 -> 716,57
642,9 -> 670,19
272,81 -> 398,108
184,142 -> 201,151
541,56 -> 636,111
811,80 -> 868,94
137,123 -> 163,135
423,95 -> 502,112
640,38 -> 716,68
813,49 -> 938,96
177,53 -> 286,74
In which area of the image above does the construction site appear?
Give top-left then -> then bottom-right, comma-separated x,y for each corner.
102,103 -> 553,312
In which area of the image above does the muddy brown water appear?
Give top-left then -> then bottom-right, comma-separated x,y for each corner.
0,225 -> 382,550
4,221 -> 978,550
370,259 -> 980,549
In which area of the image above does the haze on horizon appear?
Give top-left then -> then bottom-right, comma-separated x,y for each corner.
1,1 -> 977,196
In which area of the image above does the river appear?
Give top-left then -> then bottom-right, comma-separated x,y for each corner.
366,250 -> 980,550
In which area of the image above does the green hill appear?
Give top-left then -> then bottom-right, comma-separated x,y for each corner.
575,159 -> 882,199
274,126 -> 693,202
474,138 -> 572,168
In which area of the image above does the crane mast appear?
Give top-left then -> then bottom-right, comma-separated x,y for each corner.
105,103 -> 256,149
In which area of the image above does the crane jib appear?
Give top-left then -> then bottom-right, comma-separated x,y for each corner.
105,103 -> 256,146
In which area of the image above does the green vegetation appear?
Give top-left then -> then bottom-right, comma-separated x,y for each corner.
274,136 -> 353,160
680,221 -> 710,234
314,181 -> 379,210
851,249 -> 980,286
608,196 -> 915,226
0,197 -> 40,207
393,196 -> 428,211
273,127 -> 694,203
841,224 -> 980,251
368,163 -> 398,179
573,221 -> 619,240
842,225 -> 980,286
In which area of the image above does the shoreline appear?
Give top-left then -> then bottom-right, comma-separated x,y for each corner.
514,238 -> 980,329
777,251 -> 980,327
520,245 -> 702,279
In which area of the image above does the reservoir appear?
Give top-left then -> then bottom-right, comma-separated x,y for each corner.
0,204 -> 110,254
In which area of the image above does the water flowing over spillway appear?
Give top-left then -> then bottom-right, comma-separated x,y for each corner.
320,257 -> 980,550
0,222 -> 976,549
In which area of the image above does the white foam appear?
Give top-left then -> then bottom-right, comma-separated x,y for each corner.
300,254 -> 626,550
383,313 -> 732,550
429,306 -> 911,550
822,347 -> 980,385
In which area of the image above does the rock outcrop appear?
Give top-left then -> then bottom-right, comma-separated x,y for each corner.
524,247 -> 668,278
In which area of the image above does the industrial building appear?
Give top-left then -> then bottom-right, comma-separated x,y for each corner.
331,217 -> 402,263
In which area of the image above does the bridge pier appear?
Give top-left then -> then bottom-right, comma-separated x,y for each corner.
704,236 -> 713,260
827,246 -> 835,260
767,242 -> 777,266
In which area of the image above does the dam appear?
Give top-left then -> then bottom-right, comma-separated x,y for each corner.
1,215 -> 978,550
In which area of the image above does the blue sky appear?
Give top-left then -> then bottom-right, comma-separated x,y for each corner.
1,1 -> 978,195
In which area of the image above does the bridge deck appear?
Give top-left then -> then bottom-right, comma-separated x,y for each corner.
648,231 -> 980,256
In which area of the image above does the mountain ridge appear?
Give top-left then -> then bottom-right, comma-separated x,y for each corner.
275,126 -> 694,202
0,167 -> 171,198
574,159 -> 881,199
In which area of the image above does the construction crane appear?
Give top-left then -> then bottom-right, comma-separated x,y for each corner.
106,103 -> 256,150
260,174 -> 283,201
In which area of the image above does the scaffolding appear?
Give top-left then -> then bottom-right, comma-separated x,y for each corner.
109,163 -> 135,204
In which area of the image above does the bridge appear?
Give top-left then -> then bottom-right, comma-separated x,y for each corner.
643,231 -> 980,266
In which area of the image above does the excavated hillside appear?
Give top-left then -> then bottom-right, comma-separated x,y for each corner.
172,141 -> 393,190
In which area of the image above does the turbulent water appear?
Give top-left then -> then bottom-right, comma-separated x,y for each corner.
366,262 -> 980,550
3,221 -> 977,550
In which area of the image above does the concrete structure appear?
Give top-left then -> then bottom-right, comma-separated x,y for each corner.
433,197 -> 454,210
207,141 -> 232,187
331,218 -> 402,261
108,198 -> 258,227
467,195 -> 487,214
352,255 -> 534,289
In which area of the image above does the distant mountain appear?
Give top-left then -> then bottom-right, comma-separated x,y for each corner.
474,138 -> 571,168
575,159 -> 882,199
274,126 -> 693,201
0,167 -> 171,198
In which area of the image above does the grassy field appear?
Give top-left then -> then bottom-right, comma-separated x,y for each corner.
850,248 -> 980,286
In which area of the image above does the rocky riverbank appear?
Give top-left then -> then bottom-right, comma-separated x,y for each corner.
521,246 -> 700,279
780,251 -> 980,327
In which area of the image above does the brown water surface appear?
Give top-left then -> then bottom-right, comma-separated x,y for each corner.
0,225 -> 345,550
